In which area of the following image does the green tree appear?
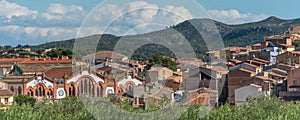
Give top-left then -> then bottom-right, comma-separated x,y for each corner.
14,94 -> 36,107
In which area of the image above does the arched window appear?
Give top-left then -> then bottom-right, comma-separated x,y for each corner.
18,86 -> 22,95
10,86 -> 14,94
97,85 -> 103,97
47,89 -> 53,99
80,80 -> 84,94
91,84 -> 94,97
69,84 -> 76,96
84,79 -> 87,94
35,86 -> 45,97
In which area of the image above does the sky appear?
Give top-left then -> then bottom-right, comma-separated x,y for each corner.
1,0 -> 300,46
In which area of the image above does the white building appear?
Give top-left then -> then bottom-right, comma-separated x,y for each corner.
235,84 -> 266,106
0,89 -> 14,107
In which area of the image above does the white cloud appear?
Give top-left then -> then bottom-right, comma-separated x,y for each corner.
82,1 -> 194,36
0,1 -> 195,45
0,0 -> 37,20
208,9 -> 268,24
41,3 -> 84,21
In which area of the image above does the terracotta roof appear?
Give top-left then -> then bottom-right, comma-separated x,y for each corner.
97,66 -> 112,72
45,67 -> 73,79
19,59 -> 72,64
84,51 -> 127,59
166,76 -> 181,83
0,58 -> 28,63
0,89 -> 14,96
192,93 -> 210,105
253,58 -> 270,64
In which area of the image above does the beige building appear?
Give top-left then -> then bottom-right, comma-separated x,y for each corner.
235,84 -> 266,106
146,66 -> 173,83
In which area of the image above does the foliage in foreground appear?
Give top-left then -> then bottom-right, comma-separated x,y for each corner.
180,97 -> 300,120
2,96 -> 300,120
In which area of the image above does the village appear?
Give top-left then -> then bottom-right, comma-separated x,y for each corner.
1,26 -> 300,111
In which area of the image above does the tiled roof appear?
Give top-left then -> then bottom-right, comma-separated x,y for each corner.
19,64 -> 52,73
84,51 -> 127,59
239,68 -> 255,74
243,62 -> 259,68
4,75 -> 34,79
272,68 -> 287,74
19,59 -> 72,64
253,58 -> 270,64
268,72 -> 286,78
97,66 -> 112,72
0,89 -> 14,96
0,58 -> 28,63
45,67 -> 73,79
254,76 -> 276,82
166,76 -> 181,83
0,64 -> 13,68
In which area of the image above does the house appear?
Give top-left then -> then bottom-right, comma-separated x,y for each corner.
263,35 -> 293,48
0,89 -> 14,107
287,67 -> 300,92
165,76 -> 182,91
235,84 -> 266,106
82,51 -> 128,64
117,76 -> 143,93
251,43 -> 262,50
228,68 -> 256,104
276,51 -> 300,64
146,66 -> 173,83
1,65 -> 119,99
261,42 -> 282,64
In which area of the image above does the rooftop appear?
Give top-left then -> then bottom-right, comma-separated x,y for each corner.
0,89 -> 13,96
84,51 -> 127,59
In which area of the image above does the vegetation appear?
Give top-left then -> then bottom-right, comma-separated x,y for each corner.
46,48 -> 73,58
14,94 -> 37,107
146,53 -> 177,71
3,95 -> 300,119
26,16 -> 298,60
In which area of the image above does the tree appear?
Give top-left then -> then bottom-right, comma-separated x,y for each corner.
4,45 -> 12,50
146,53 -> 177,71
14,94 -> 36,107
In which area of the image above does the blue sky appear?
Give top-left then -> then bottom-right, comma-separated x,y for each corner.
0,0 -> 299,46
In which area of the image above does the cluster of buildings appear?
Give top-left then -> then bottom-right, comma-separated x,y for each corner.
205,26 -> 300,105
2,26 -> 300,109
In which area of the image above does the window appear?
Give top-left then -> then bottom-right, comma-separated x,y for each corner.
293,80 -> 298,85
4,98 -> 8,104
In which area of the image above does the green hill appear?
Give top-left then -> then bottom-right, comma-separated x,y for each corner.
29,16 -> 300,60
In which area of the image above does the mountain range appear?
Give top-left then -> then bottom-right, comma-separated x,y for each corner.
29,16 -> 300,60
